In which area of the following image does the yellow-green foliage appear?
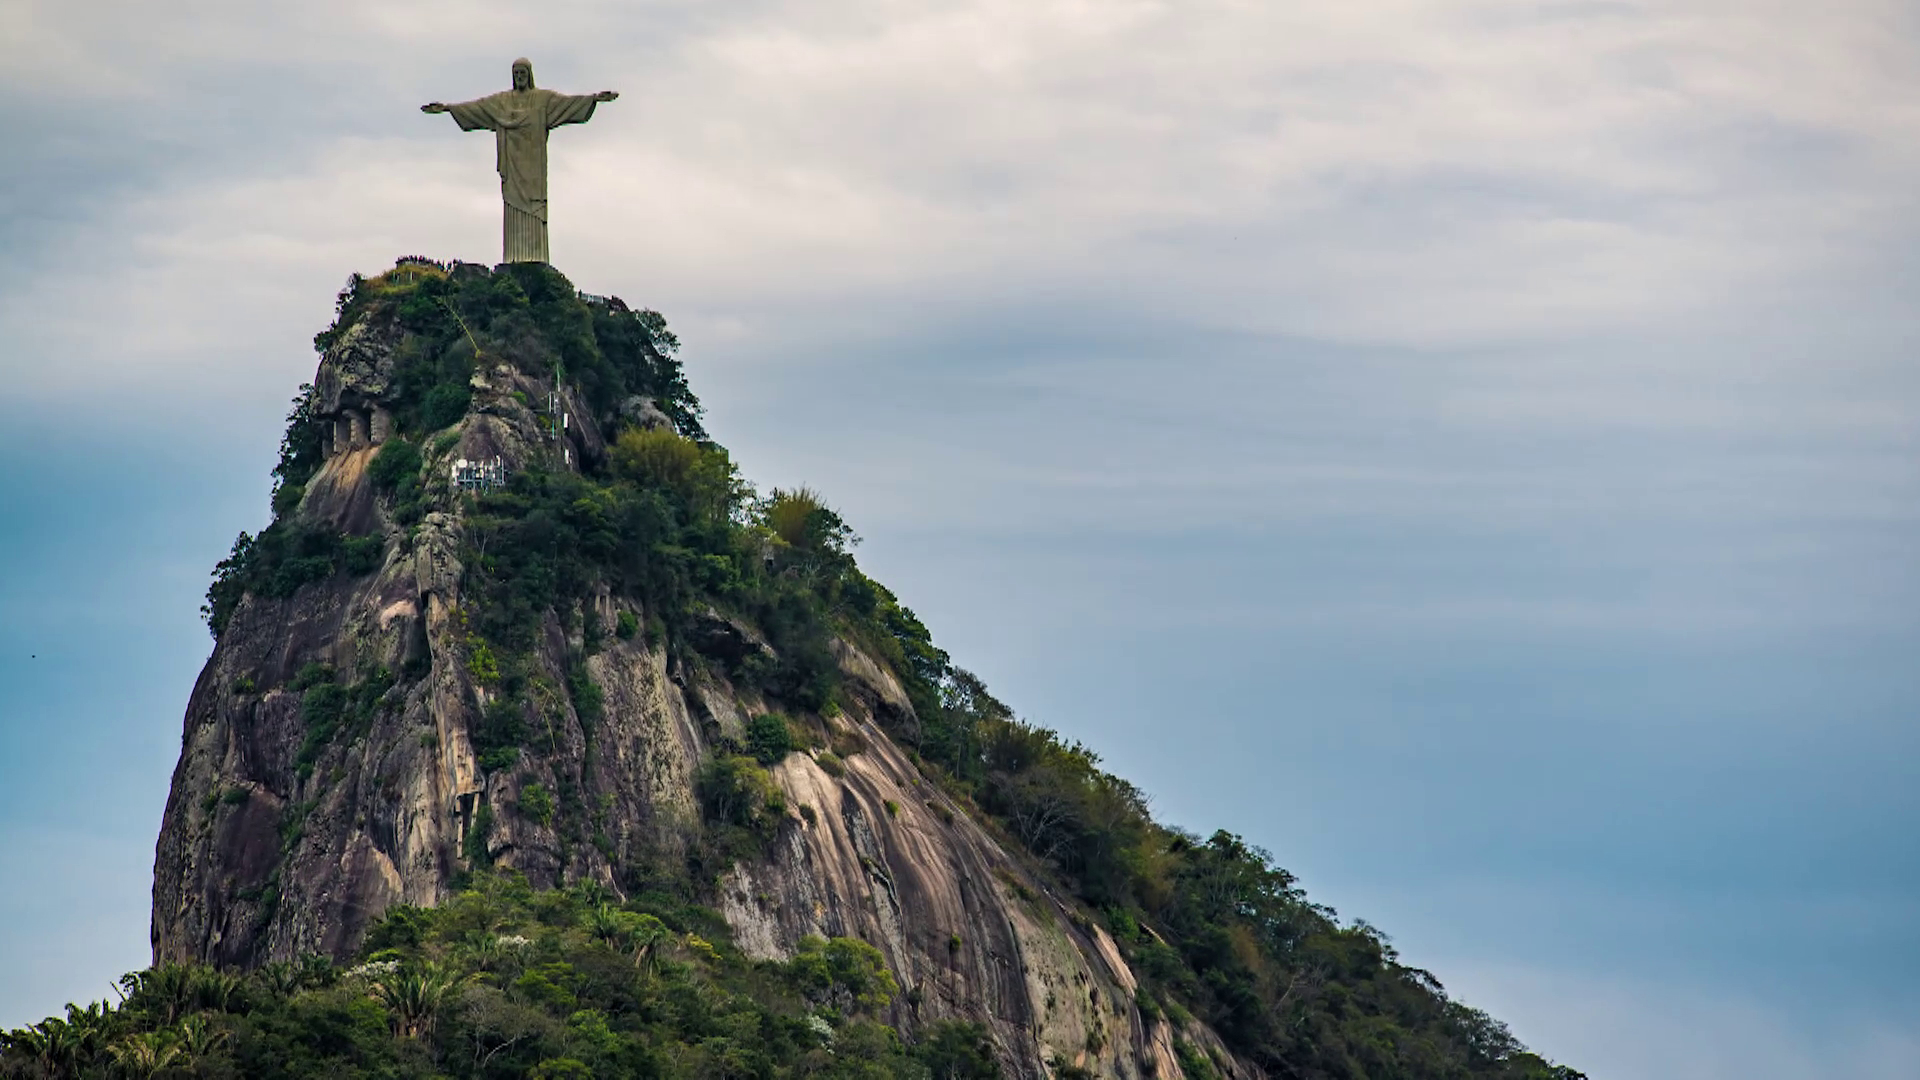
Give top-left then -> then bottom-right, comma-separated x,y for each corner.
763,486 -> 827,548
371,261 -> 449,293
609,428 -> 740,521
465,639 -> 500,684
757,487 -> 857,569
611,427 -> 701,486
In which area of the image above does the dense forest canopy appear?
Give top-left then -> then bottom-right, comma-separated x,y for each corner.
4,261 -> 1583,1080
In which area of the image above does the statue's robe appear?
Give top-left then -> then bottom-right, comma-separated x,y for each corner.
444,88 -> 601,263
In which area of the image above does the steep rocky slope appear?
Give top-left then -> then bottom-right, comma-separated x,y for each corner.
148,259 -> 1581,1080
152,260 -> 1236,1079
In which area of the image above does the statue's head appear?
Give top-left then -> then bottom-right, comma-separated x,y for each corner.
511,58 -> 534,91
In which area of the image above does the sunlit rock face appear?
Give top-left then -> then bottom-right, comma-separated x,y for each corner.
151,262 -> 1249,1080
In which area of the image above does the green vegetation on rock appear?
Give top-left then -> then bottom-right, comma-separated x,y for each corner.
201,525 -> 384,638
204,260 -> 703,640
319,261 -> 703,440
0,874 -> 992,1080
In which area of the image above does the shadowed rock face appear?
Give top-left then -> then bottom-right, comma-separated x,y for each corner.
152,283 -> 1249,1079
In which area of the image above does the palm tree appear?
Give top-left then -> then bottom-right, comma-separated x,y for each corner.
0,1023 -> 46,1065
627,914 -> 670,975
108,1030 -> 180,1079
571,880 -> 614,908
174,1015 -> 230,1069
60,1002 -> 115,1074
583,904 -> 669,973
585,903 -> 627,945
251,961 -> 302,1001
117,967 -> 195,1026
188,970 -> 243,1013
3,1019 -> 71,1077
2,1000 -> 118,1079
366,963 -> 472,1040
296,953 -> 339,989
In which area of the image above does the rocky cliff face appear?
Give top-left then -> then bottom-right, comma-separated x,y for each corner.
152,264 -> 1246,1080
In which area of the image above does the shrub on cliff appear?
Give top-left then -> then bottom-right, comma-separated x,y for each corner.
201,523 -> 384,638
785,935 -> 898,1012
367,438 -> 422,490
747,713 -> 797,765
271,382 -> 324,502
697,755 -> 786,837
609,428 -> 742,522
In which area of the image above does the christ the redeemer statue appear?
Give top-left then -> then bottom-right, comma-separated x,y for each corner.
423,59 -> 618,264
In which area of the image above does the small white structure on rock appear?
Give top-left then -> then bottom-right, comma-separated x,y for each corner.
450,456 -> 509,493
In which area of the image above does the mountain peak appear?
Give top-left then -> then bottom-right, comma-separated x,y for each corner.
129,260 -> 1588,1080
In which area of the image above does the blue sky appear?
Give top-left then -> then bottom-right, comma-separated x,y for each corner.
2,2 -> 1917,1075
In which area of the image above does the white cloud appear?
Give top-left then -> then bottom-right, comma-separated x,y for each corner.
7,0 -> 1918,390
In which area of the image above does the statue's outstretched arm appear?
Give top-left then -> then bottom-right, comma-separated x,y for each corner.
425,98 -> 498,132
546,90 -> 616,128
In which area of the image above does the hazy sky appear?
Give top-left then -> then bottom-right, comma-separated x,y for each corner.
2,2 -> 1917,1076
